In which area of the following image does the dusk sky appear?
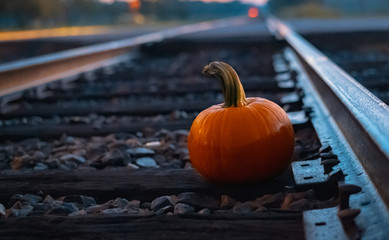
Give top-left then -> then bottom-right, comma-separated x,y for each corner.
100,0 -> 268,6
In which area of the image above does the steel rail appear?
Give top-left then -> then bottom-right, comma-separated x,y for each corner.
266,15 -> 389,239
0,17 -> 247,97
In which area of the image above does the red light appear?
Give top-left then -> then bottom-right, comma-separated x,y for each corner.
248,7 -> 259,18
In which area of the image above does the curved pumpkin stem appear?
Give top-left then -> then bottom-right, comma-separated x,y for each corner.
203,61 -> 247,108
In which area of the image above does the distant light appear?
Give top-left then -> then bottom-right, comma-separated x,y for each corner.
248,7 -> 259,18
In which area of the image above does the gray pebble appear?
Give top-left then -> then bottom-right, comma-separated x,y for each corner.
9,194 -> 42,207
0,203 -> 5,216
127,163 -> 140,169
177,192 -> 220,210
232,202 -> 255,214
60,154 -> 86,164
102,208 -> 128,215
69,209 -> 87,216
101,149 -> 124,166
155,205 -> 174,215
57,195 -> 96,208
113,198 -> 129,208
151,196 -> 174,211
136,157 -> 158,168
34,162 -> 49,171
174,203 -> 194,215
197,208 -> 211,215
127,148 -> 155,157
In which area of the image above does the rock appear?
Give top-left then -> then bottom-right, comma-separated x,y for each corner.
102,208 -> 128,215
154,154 -> 167,164
57,195 -> 96,209
125,200 -> 141,209
220,195 -> 237,210
173,129 -> 189,145
101,149 -> 124,166
43,195 -> 54,204
197,208 -> 211,215
155,205 -> 174,215
174,203 -> 194,215
126,138 -> 142,148
281,190 -> 315,210
85,204 -> 106,214
60,154 -> 86,164
140,202 -> 151,209
46,158 -> 60,168
86,143 -> 108,161
160,159 -> 182,169
9,201 -> 33,217
289,199 -> 315,210
34,162 -> 49,171
127,148 -> 155,158
151,196 -> 174,211
0,203 -> 5,216
9,194 -> 42,207
136,157 -> 158,168
32,203 -> 49,212
232,202 -> 255,214
184,162 -> 192,169
144,141 -> 162,150
249,193 -> 285,209
46,201 -> 79,215
177,192 -> 220,210
69,209 -> 87,216
113,198 -> 129,208
10,157 -> 24,170
127,163 -> 140,169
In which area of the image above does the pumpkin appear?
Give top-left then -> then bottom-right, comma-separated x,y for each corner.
188,61 -> 295,183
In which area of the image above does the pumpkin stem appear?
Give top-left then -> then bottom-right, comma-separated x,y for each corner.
203,61 -> 247,108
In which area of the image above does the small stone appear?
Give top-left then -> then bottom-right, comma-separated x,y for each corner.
0,203 -> 5,216
160,159 -> 182,169
177,192 -> 220,210
154,155 -> 167,164
249,193 -> 285,208
151,196 -> 174,211
69,209 -> 87,216
140,202 -> 151,209
144,141 -> 162,149
174,203 -> 194,215
32,203 -> 49,212
155,205 -> 174,215
43,195 -> 54,204
86,143 -> 108,161
197,208 -> 210,215
46,201 -> 79,215
184,162 -> 192,169
9,194 -> 42,207
125,200 -> 141,209
127,148 -> 155,158
57,195 -> 96,209
85,204 -> 105,214
220,195 -> 237,210
101,149 -> 124,166
127,163 -> 140,169
126,138 -> 143,148
10,157 -> 24,170
102,208 -> 128,215
136,157 -> 158,168
34,162 -> 49,171
289,199 -> 315,210
113,198 -> 129,208
281,190 -> 315,210
60,154 -> 86,164
232,202 -> 255,214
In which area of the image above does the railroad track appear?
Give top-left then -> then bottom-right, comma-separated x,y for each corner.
0,16 -> 388,239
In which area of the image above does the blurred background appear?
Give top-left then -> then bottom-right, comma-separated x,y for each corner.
0,0 -> 388,31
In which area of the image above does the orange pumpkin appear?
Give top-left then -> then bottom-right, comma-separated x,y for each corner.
188,61 -> 295,183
